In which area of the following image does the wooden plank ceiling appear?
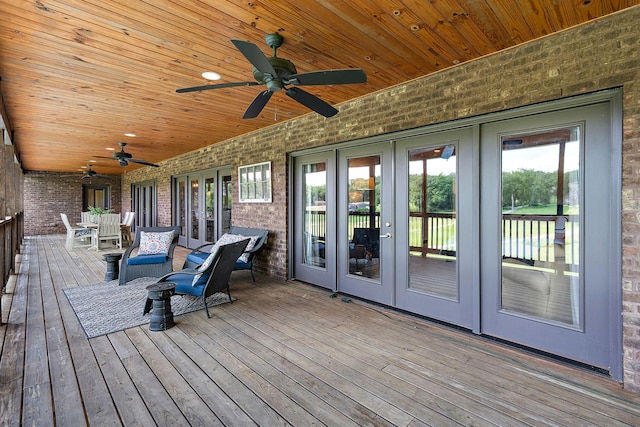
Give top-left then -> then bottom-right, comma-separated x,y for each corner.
0,0 -> 637,175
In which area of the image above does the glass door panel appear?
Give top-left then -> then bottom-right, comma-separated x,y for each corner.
338,142 -> 394,305
395,128 -> 475,329
222,175 -> 232,233
205,176 -> 216,242
189,178 -> 200,247
293,153 -> 336,288
408,145 -> 458,299
176,177 -> 187,246
347,155 -> 381,280
500,127 -> 581,326
302,162 -> 327,268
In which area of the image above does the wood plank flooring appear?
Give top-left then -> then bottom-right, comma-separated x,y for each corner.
1,234 -> 640,426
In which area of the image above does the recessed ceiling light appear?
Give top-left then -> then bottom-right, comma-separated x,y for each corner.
124,133 -> 136,137
106,147 -> 115,151
202,71 -> 221,81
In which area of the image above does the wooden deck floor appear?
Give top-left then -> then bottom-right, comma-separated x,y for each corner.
1,235 -> 640,426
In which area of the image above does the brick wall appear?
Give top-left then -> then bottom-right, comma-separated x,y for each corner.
24,172 -> 121,235
120,8 -> 640,388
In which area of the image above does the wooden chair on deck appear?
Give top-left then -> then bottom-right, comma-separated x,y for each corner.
60,213 -> 91,251
120,211 -> 135,246
91,214 -> 122,250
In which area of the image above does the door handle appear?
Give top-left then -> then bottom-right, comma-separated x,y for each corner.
381,233 -> 392,239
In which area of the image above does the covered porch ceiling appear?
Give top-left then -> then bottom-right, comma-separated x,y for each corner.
1,1 -> 637,175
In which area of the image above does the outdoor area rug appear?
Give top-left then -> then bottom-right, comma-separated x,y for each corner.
63,277 -> 233,338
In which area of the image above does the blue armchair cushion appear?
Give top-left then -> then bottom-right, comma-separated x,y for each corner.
126,253 -> 168,265
170,273 -> 207,296
235,259 -> 251,270
186,252 -> 208,265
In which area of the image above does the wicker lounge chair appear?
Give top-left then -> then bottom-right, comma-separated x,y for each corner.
119,226 -> 181,285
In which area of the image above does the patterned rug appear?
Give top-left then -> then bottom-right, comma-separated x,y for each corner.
63,277 -> 233,338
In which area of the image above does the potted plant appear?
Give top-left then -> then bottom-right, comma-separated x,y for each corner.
88,206 -> 112,222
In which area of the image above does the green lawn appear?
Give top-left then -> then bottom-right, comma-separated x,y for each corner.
506,204 -> 579,215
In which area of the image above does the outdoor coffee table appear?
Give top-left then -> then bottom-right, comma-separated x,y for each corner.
143,281 -> 176,331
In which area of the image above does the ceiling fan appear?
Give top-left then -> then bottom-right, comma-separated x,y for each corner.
63,164 -> 108,179
95,142 -> 159,167
81,164 -> 108,179
176,33 -> 367,118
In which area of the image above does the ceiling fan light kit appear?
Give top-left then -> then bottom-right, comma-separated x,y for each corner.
177,33 -> 367,119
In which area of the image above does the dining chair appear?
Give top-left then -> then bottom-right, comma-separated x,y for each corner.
60,213 -> 92,251
91,213 -> 122,250
120,211 -> 135,246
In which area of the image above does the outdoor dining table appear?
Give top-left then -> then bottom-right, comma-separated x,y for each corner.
77,222 -> 98,228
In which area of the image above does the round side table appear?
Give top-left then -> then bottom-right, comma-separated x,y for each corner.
103,253 -> 123,281
144,282 -> 176,331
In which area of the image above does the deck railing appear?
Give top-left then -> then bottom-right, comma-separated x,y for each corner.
305,210 -> 577,266
1,211 -> 24,324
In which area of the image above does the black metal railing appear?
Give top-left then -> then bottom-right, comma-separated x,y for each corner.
303,210 -> 577,266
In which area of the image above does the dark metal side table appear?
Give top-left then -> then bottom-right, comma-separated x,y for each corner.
143,282 -> 176,331
103,253 -> 123,281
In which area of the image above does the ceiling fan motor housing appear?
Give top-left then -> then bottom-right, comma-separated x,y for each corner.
252,57 -> 297,91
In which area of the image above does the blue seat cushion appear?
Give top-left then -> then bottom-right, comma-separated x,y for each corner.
235,259 -> 251,270
127,253 -> 168,265
168,273 -> 208,296
186,252 -> 209,265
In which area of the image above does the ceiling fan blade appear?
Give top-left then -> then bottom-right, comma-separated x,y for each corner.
129,158 -> 160,167
291,69 -> 367,86
285,87 -> 338,118
176,81 -> 260,93
243,91 -> 273,119
230,39 -> 277,76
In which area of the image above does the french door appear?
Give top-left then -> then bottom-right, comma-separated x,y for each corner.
175,169 -> 232,248
293,152 -> 337,288
336,142 -> 395,304
132,180 -> 157,228
291,96 -> 620,376
480,102 -> 619,372
394,128 -> 477,329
